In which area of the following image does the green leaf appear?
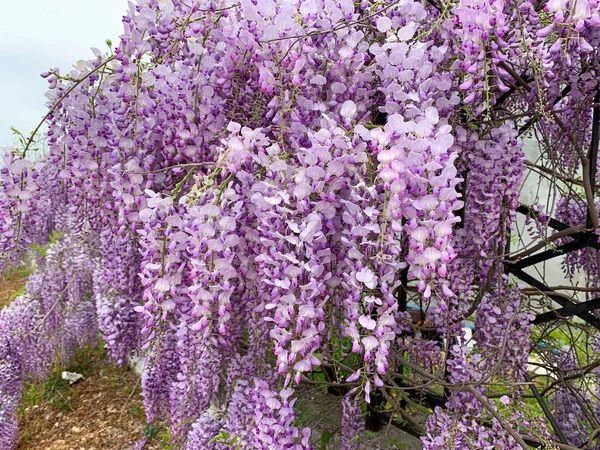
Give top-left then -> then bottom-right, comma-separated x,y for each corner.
320,429 -> 332,449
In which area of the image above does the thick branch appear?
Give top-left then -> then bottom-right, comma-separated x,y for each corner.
508,224 -> 587,262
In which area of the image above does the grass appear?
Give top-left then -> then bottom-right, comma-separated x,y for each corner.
0,264 -> 30,308
17,340 -> 175,449
20,344 -> 105,414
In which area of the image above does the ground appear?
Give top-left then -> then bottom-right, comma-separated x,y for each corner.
14,344 -> 423,450
16,346 -> 166,450
2,269 -> 421,450
295,386 -> 423,450
0,270 -> 163,450
0,271 -> 27,309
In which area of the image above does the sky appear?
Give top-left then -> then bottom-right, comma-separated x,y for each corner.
0,1 -> 128,148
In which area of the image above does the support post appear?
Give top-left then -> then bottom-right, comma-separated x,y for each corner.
523,372 -> 570,445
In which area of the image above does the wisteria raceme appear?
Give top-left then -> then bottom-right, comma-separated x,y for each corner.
423,385 -> 554,449
542,347 -> 600,449
440,124 -> 525,324
3,0 -> 600,448
219,380 -> 257,448
185,410 -> 224,450
551,384 -> 591,447
0,152 -> 52,274
341,395 -> 364,450
557,195 -> 600,288
0,294 -> 52,382
141,326 -> 178,424
0,228 -> 98,449
0,311 -> 26,449
93,243 -> 142,365
455,124 -> 525,281
250,380 -> 311,450
168,322 -> 224,445
474,279 -> 534,379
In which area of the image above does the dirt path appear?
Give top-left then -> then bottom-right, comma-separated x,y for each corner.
14,347 -> 423,450
1,272 -> 165,449
0,273 -> 27,309
295,386 -> 423,450
12,331 -> 422,450
17,346 -> 166,450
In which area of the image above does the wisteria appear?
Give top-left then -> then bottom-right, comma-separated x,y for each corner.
0,227 -> 97,449
341,395 -> 364,450
3,0 -> 600,448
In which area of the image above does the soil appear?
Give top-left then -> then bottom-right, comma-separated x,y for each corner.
296,386 -> 423,450
15,346 -> 423,450
5,272 -> 422,450
16,346 -> 165,450
3,272 -> 422,449
0,273 -> 27,309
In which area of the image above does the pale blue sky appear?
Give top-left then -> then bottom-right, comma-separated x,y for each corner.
0,1 -> 127,148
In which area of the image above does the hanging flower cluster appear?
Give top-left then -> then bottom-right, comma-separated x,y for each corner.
556,195 -> 600,289
0,152 -> 52,274
341,394 -> 365,450
0,227 -> 97,449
